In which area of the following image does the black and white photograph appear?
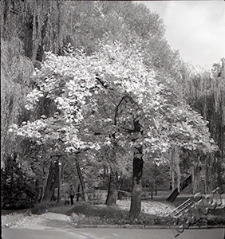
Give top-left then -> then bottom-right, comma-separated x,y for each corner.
1,1 -> 225,239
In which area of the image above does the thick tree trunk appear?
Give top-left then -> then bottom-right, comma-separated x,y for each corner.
50,172 -> 59,201
36,15 -> 48,62
191,165 -> 196,194
216,158 -> 223,193
42,161 -> 54,202
106,170 -> 118,206
118,176 -> 124,200
34,179 -> 40,203
170,149 -> 175,191
42,161 -> 58,202
75,159 -> 86,201
23,17 -> 34,59
129,146 -> 143,220
192,165 -> 202,194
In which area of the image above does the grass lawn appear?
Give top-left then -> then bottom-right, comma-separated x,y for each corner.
2,192 -> 224,227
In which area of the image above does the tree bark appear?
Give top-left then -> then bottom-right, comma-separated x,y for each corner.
42,161 -> 54,202
118,176 -> 124,200
129,146 -> 143,220
34,179 -> 40,203
23,16 -> 34,59
42,161 -> 58,202
36,15 -> 48,62
106,169 -> 118,206
191,165 -> 196,194
105,95 -> 135,205
170,148 -> 175,191
75,158 -> 86,201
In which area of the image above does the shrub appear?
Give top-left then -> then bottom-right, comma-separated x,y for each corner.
31,201 -> 58,215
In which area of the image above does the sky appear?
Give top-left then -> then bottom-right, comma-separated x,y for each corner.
139,1 -> 225,68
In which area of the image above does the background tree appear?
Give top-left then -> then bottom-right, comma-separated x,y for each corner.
1,0 -> 64,61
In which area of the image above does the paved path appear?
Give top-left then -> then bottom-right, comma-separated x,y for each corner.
2,227 -> 225,239
2,204 -> 225,239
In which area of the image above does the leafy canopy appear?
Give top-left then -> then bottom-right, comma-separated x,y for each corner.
9,41 -> 217,161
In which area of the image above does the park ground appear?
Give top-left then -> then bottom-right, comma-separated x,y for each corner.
2,192 -> 225,231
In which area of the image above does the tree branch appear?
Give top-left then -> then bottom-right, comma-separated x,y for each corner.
96,77 -> 109,89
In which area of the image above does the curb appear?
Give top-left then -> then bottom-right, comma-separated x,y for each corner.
71,224 -> 225,229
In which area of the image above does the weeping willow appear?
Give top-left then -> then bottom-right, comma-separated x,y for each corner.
1,38 -> 33,168
170,59 -> 225,192
1,0 -> 68,171
182,59 -> 225,192
184,59 -> 225,116
1,0 -> 65,61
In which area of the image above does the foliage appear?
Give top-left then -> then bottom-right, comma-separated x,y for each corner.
3,0 -> 222,215
1,37 -> 33,168
31,201 -> 58,215
186,59 -> 225,191
1,154 -> 36,209
9,37 -> 219,172
8,41 -> 219,210
9,41 -> 159,151
1,0 -> 64,60
143,161 -> 170,190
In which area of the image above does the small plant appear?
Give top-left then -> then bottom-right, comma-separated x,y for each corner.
31,202 -> 49,215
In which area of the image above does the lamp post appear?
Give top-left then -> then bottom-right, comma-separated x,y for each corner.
58,161 -> 62,203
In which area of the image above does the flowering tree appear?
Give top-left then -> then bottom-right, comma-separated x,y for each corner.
9,41 -> 217,218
